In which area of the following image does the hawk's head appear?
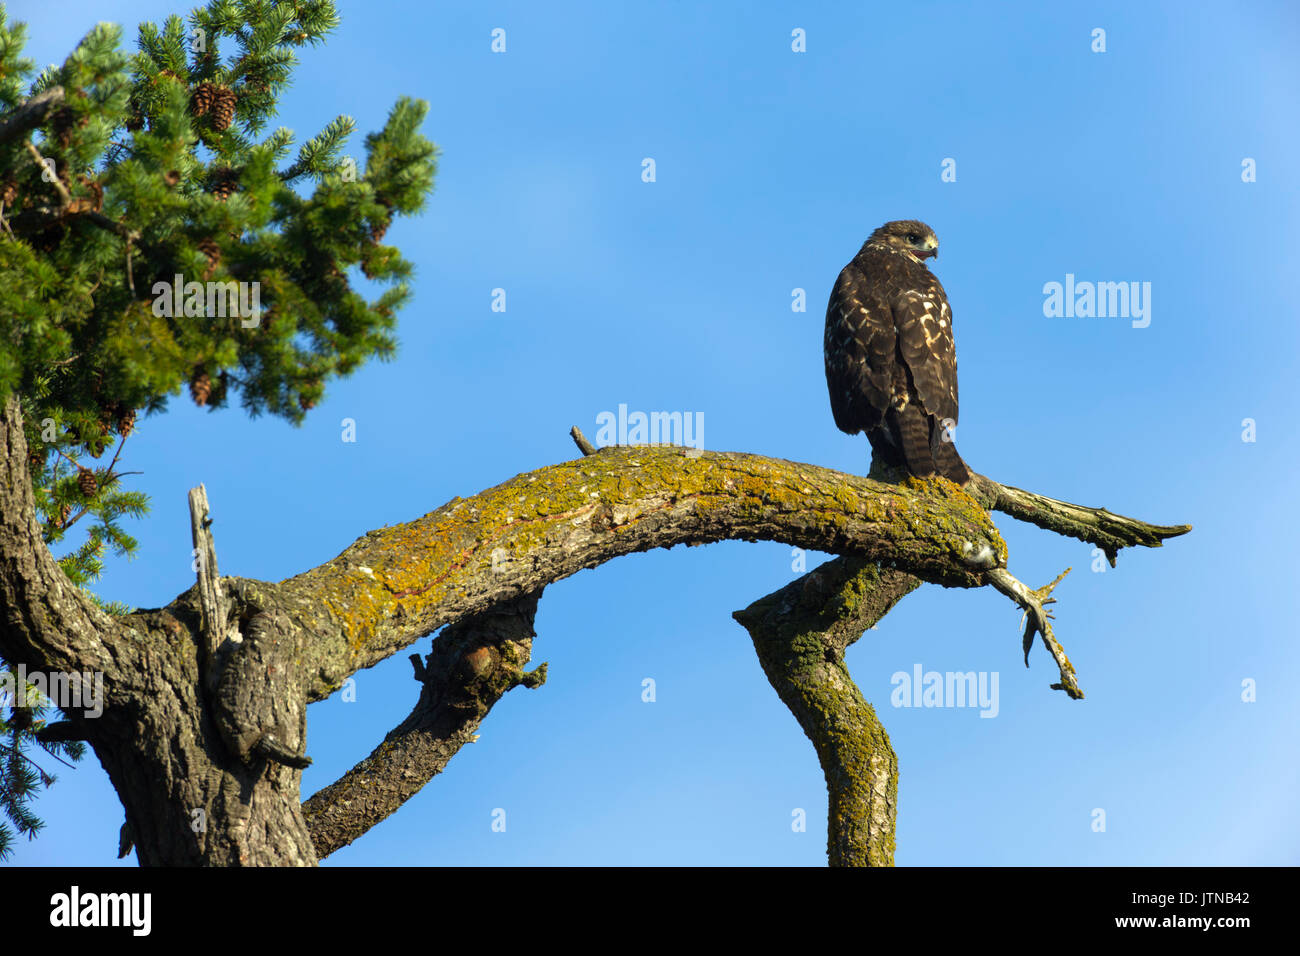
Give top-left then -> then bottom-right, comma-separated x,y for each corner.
868,220 -> 939,266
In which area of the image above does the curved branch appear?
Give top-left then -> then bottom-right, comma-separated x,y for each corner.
265,446 -> 1005,703
0,87 -> 64,146
734,557 -> 920,866
731,466 -> 1189,866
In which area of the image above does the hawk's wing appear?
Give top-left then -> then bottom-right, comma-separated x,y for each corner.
823,264 -> 896,435
891,282 -> 959,433
824,242 -> 968,483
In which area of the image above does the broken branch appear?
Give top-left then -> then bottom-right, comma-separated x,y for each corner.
968,473 -> 1190,566
985,566 -> 1081,698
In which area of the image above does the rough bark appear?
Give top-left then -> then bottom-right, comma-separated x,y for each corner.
723,466 -> 1190,866
734,558 -> 920,866
272,444 -> 1005,705
1,396 -> 318,865
0,390 -> 1188,865
302,593 -> 546,858
966,473 -> 1187,566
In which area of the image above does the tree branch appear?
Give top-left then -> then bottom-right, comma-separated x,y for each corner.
262,446 -> 1005,704
569,425 -> 598,456
188,484 -> 228,685
24,142 -> 72,205
1,384 -> 1191,865
0,88 -> 64,146
734,557 -> 920,866
985,565 -> 1080,698
728,466 -> 1188,865
0,394 -> 111,676
967,473 -> 1190,566
7,201 -> 141,243
6,142 -> 141,243
302,592 -> 546,858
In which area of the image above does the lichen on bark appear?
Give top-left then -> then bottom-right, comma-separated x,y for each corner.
0,389 -> 1188,865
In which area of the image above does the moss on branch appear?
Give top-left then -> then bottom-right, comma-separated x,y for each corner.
273,446 -> 1006,701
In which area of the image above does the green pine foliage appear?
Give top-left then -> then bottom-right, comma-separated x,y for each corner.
0,0 -> 438,858
0,674 -> 86,861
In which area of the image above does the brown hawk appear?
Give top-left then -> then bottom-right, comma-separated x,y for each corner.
824,219 -> 971,484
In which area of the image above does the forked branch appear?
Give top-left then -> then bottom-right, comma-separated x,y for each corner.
985,566 -> 1080,698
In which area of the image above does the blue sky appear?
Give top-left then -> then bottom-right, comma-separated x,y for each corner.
6,0 -> 1299,866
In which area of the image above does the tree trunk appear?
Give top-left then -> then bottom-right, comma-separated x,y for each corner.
0,395 -> 1188,865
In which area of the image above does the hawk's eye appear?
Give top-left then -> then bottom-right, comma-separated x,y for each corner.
906,233 -> 919,243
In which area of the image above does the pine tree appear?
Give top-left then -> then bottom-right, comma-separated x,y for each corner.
0,0 -> 437,858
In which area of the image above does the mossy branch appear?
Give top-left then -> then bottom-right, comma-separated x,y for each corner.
967,473 -> 1191,566
730,465 -> 1188,866
267,444 -> 1006,703
1,383 -> 1191,865
734,557 -> 920,867
232,445 -> 1189,864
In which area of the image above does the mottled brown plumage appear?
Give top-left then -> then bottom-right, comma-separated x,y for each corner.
824,219 -> 970,484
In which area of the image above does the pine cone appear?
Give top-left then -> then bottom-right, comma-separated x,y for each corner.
209,86 -> 237,132
190,371 -> 212,406
116,407 -> 136,438
210,167 -> 239,202
190,81 -> 218,117
56,503 -> 71,527
370,218 -> 389,243
197,237 -> 221,278
164,170 -> 181,187
77,467 -> 98,498
0,178 -> 17,205
125,99 -> 144,132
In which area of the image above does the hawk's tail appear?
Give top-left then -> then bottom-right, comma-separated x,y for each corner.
933,438 -> 972,486
890,405 -> 937,478
889,406 -> 972,485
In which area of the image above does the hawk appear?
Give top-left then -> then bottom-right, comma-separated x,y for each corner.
824,219 -> 971,484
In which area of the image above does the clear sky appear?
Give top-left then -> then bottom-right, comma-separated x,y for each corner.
7,0 -> 1299,866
